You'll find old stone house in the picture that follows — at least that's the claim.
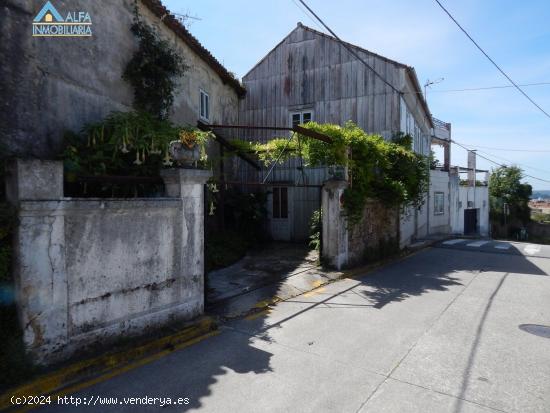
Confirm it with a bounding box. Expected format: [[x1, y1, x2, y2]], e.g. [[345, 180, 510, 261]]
[[0, 0, 245, 159], [236, 23, 438, 246], [0, 0, 245, 364]]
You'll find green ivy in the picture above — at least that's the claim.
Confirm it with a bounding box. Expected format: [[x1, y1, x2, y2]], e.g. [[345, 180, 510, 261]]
[[231, 122, 429, 223], [123, 4, 188, 119]]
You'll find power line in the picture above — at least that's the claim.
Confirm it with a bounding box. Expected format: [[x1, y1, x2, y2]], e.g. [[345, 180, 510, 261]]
[[431, 82, 550, 94], [456, 143, 550, 153], [471, 148, 550, 175], [312, 82, 550, 99], [451, 140, 550, 184], [434, 0, 550, 120], [289, 0, 325, 32], [297, 0, 401, 95]]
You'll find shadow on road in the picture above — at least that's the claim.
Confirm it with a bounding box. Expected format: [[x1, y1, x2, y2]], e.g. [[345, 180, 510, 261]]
[[42, 244, 548, 412], [357, 244, 546, 309]]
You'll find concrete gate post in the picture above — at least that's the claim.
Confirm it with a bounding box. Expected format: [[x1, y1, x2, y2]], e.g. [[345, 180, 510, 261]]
[[160, 168, 212, 310], [5, 160, 69, 358], [321, 178, 349, 270]]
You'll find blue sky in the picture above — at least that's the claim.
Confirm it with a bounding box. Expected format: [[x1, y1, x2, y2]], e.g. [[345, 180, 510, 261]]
[[164, 0, 550, 189]]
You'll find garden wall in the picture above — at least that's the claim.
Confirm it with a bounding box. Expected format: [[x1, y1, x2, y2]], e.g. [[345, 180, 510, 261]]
[[322, 179, 399, 269], [348, 200, 399, 266], [8, 160, 210, 364], [527, 222, 550, 240]]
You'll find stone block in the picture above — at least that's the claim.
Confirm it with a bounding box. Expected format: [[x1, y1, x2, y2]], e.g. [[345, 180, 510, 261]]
[[5, 159, 63, 203]]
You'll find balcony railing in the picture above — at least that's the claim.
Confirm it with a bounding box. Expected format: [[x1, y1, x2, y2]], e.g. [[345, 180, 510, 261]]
[[431, 117, 451, 141]]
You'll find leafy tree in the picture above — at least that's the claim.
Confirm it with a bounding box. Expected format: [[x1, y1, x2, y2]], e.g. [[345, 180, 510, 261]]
[[489, 166, 532, 224]]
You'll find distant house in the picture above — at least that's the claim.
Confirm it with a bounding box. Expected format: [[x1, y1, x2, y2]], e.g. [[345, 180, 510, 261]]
[[237, 23, 438, 245]]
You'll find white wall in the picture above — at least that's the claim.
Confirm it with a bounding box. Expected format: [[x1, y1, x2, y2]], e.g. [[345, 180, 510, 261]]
[[400, 207, 416, 248], [429, 170, 450, 234], [450, 185, 490, 236], [9, 161, 210, 364]]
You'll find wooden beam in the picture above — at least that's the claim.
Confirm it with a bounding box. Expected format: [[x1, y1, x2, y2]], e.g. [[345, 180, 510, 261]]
[[197, 121, 261, 170], [293, 125, 333, 143], [199, 122, 333, 144]]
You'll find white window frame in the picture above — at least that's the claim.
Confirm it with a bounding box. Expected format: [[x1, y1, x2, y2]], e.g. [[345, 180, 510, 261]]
[[434, 192, 445, 215], [199, 89, 210, 121], [290, 110, 313, 128]]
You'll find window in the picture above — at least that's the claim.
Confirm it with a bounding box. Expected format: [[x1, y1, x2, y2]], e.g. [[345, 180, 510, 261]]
[[272, 187, 288, 219], [434, 192, 445, 215], [200, 90, 209, 120], [290, 110, 313, 127], [400, 97, 407, 133]]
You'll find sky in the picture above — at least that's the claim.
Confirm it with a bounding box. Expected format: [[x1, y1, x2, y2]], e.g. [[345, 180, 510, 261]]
[[164, 0, 550, 189]]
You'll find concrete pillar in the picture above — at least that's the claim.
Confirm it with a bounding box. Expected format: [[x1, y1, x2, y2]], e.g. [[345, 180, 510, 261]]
[[161, 168, 212, 312], [321, 178, 349, 270], [5, 160, 69, 361], [5, 159, 64, 203]]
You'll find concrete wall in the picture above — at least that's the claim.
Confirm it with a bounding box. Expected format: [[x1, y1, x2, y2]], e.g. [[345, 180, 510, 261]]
[[399, 199, 428, 248], [8, 160, 210, 364], [450, 185, 490, 236], [399, 207, 416, 249], [429, 170, 450, 235], [449, 169, 461, 235], [0, 0, 239, 158]]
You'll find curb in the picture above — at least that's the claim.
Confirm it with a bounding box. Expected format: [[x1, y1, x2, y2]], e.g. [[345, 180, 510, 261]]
[[230, 241, 440, 320], [0, 238, 444, 410], [0, 317, 217, 412]]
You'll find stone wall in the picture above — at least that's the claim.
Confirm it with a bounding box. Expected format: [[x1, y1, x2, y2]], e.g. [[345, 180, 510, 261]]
[[0, 0, 239, 158], [8, 160, 210, 364], [527, 222, 550, 239], [322, 179, 398, 269], [348, 200, 399, 266]]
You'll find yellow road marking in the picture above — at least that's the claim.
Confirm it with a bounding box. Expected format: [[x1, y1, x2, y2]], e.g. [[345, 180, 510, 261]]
[[303, 287, 326, 297], [311, 280, 324, 288], [6, 330, 219, 413], [0, 318, 216, 411], [245, 308, 271, 320]]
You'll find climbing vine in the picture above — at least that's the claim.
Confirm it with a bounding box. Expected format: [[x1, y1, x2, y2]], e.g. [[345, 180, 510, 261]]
[[123, 4, 188, 119], [230, 122, 429, 223]]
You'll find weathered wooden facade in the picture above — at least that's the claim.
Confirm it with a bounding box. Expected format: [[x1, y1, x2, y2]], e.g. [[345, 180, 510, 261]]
[[236, 23, 434, 244]]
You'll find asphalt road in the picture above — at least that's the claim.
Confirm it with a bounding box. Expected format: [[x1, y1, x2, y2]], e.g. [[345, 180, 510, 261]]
[[37, 241, 550, 413]]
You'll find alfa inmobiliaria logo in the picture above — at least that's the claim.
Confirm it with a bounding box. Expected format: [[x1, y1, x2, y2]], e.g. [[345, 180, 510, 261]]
[[32, 1, 92, 37]]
